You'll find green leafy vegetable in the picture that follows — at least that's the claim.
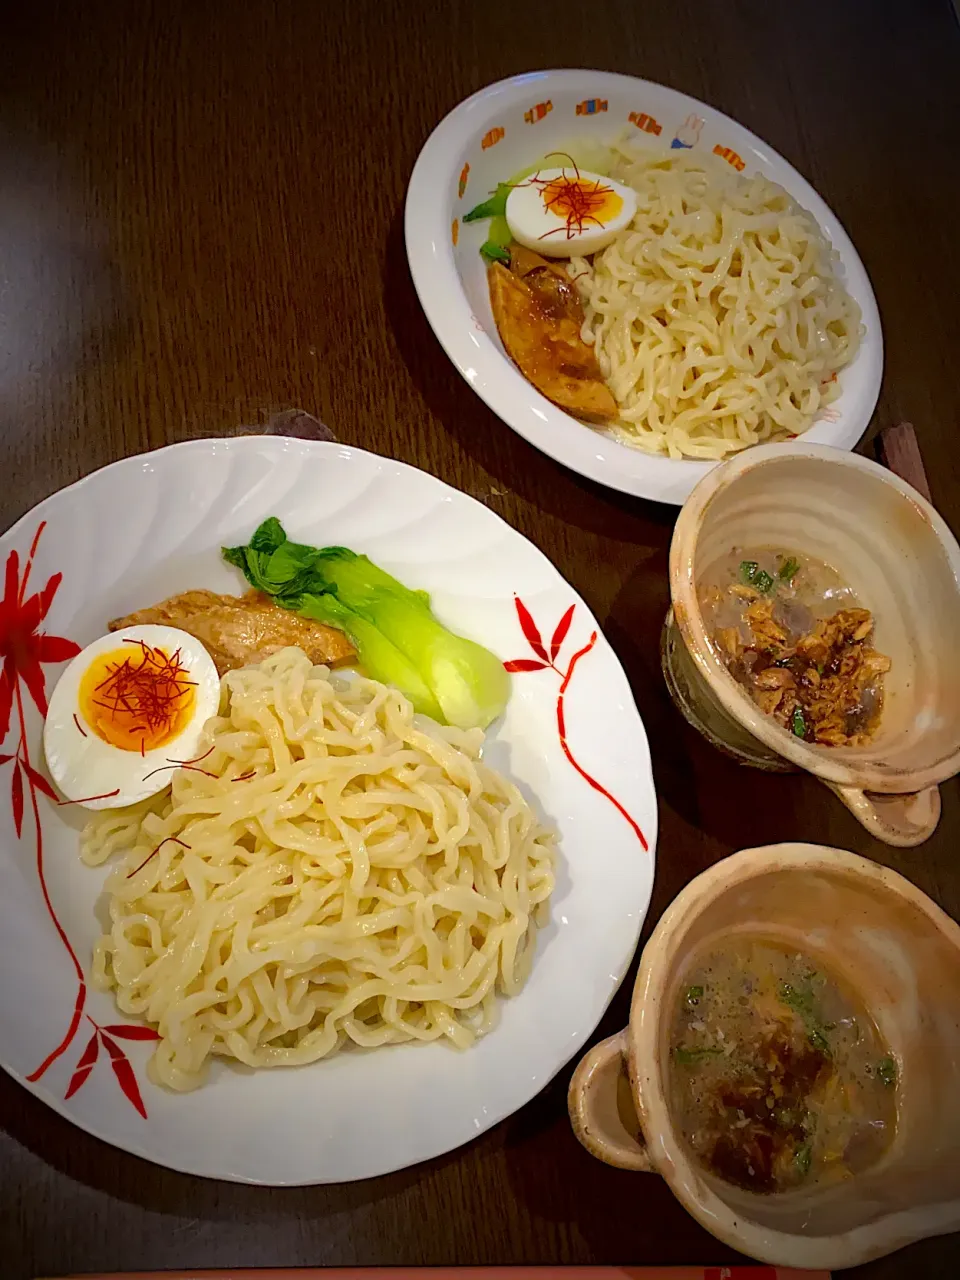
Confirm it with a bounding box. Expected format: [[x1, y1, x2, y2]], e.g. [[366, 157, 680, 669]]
[[739, 560, 774, 593], [464, 156, 560, 230], [685, 985, 704, 1007], [480, 240, 511, 266], [298, 593, 445, 724], [778, 556, 800, 583], [673, 1045, 723, 1066], [780, 982, 815, 1020], [876, 1057, 897, 1087], [223, 518, 509, 730], [780, 981, 831, 1056], [794, 1142, 812, 1178], [464, 183, 511, 222], [465, 178, 518, 269], [480, 208, 515, 264], [808, 1028, 831, 1056], [250, 516, 286, 554], [792, 706, 807, 738]]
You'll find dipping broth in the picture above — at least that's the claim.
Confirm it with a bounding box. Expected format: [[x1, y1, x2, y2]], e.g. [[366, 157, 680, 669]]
[[668, 937, 897, 1194], [700, 549, 890, 747]]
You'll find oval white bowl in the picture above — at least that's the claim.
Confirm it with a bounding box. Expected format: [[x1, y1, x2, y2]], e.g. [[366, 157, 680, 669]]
[[405, 69, 883, 505]]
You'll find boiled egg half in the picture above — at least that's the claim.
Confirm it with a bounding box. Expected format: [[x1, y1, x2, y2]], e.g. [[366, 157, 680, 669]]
[[505, 167, 637, 258], [43, 625, 221, 810]]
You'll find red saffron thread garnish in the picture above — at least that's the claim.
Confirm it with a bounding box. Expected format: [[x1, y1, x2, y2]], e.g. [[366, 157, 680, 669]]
[[56, 788, 121, 806], [140, 747, 217, 783], [86, 639, 197, 752], [140, 745, 218, 782], [232, 770, 257, 782], [140, 761, 217, 782], [72, 713, 87, 738], [139, 764, 171, 782], [166, 745, 215, 766], [127, 836, 191, 879], [515, 153, 619, 243]]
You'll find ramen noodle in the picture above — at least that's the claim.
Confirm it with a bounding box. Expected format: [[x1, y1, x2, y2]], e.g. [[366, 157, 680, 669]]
[[82, 647, 556, 1091], [570, 145, 862, 460]]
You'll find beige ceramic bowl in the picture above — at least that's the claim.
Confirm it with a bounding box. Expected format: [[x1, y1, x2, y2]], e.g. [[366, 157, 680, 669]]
[[663, 442, 960, 846], [568, 843, 960, 1270]]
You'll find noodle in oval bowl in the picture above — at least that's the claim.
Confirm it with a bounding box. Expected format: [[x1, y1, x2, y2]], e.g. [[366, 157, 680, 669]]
[[0, 436, 656, 1183], [406, 69, 882, 504]]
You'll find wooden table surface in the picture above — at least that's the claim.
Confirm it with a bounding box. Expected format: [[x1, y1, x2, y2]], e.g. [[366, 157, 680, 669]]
[[2, 1, 959, 1277]]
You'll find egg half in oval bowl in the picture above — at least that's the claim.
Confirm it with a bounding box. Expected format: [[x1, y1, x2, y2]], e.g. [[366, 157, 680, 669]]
[[505, 166, 637, 258], [43, 624, 221, 810]]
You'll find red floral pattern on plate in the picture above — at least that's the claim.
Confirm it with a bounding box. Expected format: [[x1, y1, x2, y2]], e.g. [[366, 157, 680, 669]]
[[505, 598, 648, 850], [0, 523, 158, 1116], [65, 1018, 161, 1117]]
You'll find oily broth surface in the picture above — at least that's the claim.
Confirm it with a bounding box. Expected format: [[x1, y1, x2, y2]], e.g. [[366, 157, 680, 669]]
[[668, 936, 897, 1194]]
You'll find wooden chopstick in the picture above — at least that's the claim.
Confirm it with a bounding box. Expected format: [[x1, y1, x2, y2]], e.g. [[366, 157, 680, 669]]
[[876, 422, 932, 502]]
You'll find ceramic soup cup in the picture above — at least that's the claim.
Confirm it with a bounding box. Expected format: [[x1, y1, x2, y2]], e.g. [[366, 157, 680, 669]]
[[568, 843, 960, 1270], [663, 442, 960, 846]]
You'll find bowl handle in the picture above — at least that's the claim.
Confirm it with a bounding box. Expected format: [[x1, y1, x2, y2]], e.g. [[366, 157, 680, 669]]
[[826, 782, 941, 847], [567, 1030, 653, 1172]]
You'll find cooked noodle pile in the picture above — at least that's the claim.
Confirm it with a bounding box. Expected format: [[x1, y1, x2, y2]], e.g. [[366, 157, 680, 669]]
[[570, 145, 862, 460], [82, 648, 555, 1091]]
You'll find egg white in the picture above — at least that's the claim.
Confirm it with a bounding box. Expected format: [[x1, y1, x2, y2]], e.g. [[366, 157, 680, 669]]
[[505, 168, 637, 258], [43, 624, 221, 810]]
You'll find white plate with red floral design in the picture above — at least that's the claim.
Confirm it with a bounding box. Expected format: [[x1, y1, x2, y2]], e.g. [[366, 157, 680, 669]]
[[0, 436, 656, 1184]]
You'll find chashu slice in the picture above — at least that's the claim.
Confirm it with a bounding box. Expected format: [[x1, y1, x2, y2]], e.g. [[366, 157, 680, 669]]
[[488, 258, 617, 425], [109, 589, 355, 677]]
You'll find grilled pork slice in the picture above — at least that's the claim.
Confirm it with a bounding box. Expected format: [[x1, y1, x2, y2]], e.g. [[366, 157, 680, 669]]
[[487, 257, 618, 425], [109, 589, 355, 676]]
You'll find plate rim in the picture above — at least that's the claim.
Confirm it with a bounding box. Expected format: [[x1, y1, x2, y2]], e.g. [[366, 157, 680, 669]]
[[0, 434, 659, 1184], [404, 67, 884, 506]]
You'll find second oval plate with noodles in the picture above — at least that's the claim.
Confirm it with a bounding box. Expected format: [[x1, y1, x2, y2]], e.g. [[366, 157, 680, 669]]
[[406, 70, 883, 504], [0, 436, 656, 1183]]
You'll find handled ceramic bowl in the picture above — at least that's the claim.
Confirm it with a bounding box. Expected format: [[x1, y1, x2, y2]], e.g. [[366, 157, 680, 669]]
[[568, 843, 960, 1270], [664, 443, 960, 846]]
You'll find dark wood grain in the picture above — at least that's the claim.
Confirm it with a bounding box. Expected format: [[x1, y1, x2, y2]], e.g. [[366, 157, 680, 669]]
[[2, 1, 959, 1276]]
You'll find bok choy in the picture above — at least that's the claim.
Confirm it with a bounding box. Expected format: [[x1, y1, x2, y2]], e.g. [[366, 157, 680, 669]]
[[223, 518, 509, 729]]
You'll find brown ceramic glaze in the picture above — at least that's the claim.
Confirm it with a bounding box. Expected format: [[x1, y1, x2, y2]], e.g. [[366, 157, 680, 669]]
[[666, 444, 960, 846], [569, 843, 960, 1269]]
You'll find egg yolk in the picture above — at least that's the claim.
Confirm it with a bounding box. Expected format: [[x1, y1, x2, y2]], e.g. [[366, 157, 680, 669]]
[[78, 641, 197, 753], [541, 175, 623, 233]]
